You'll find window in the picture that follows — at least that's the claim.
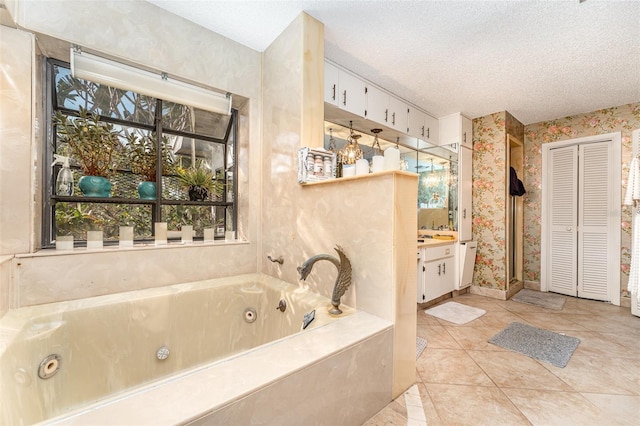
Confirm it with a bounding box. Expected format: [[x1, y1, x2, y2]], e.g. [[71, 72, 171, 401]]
[[44, 59, 237, 247]]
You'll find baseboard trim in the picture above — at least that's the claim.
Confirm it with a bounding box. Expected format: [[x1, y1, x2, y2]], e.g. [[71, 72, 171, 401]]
[[469, 285, 508, 300], [524, 280, 541, 291]]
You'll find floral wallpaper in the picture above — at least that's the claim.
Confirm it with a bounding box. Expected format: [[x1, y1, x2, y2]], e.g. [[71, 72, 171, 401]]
[[472, 103, 639, 297], [523, 102, 640, 300], [471, 111, 524, 290]]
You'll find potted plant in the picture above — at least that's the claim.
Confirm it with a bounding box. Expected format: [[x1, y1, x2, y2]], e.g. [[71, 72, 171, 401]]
[[127, 133, 175, 200], [53, 107, 122, 197], [176, 161, 223, 201]]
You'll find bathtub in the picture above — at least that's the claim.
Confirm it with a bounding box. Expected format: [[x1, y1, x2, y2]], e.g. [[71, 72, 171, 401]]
[[0, 273, 393, 425]]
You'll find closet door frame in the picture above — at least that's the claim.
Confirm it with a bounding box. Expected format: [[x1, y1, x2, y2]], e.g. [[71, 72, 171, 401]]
[[541, 132, 621, 306]]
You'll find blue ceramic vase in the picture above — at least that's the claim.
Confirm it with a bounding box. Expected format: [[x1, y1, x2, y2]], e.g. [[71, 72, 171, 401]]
[[138, 181, 156, 200], [78, 176, 112, 197]]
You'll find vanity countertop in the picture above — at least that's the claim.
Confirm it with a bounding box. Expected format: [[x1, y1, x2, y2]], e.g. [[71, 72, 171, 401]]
[[418, 239, 457, 248], [418, 230, 457, 247]]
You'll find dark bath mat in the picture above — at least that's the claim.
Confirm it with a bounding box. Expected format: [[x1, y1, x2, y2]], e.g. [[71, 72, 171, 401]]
[[488, 322, 580, 368], [511, 289, 566, 310]]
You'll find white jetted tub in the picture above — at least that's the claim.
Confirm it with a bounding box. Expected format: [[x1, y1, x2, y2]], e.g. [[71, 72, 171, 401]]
[[0, 273, 392, 425]]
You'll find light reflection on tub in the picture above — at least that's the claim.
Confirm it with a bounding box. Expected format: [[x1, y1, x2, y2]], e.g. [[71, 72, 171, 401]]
[[0, 273, 354, 424]]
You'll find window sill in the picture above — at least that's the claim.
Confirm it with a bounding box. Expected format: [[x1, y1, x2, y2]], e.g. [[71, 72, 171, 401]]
[[16, 238, 249, 259]]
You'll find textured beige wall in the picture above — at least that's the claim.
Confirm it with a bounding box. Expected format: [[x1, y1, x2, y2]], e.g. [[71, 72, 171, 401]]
[[261, 14, 417, 398], [2, 1, 261, 306], [0, 26, 33, 256]]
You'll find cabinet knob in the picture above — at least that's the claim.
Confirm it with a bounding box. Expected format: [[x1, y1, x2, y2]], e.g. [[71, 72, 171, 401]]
[[385, 109, 388, 122], [343, 90, 347, 106], [443, 262, 446, 274], [438, 264, 441, 276], [463, 131, 467, 143], [421, 125, 425, 137], [332, 84, 336, 101], [427, 127, 430, 139], [392, 112, 396, 125], [463, 208, 467, 219]]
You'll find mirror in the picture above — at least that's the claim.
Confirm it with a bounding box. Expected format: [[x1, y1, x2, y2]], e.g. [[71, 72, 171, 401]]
[[323, 122, 459, 231], [415, 145, 458, 231]]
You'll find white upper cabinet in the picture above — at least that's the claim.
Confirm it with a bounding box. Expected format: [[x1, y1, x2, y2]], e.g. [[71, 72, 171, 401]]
[[365, 84, 389, 125], [323, 62, 366, 117], [388, 96, 409, 133], [324, 61, 340, 107], [324, 60, 436, 142], [439, 112, 473, 149], [408, 107, 439, 145], [461, 115, 472, 149]]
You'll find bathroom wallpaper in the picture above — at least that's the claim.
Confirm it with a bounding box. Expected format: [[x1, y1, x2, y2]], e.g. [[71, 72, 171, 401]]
[[523, 102, 640, 299], [472, 104, 639, 297], [472, 111, 508, 290], [471, 111, 524, 291]]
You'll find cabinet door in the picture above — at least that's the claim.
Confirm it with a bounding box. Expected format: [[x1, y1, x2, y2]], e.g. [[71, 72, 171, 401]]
[[424, 259, 454, 301], [461, 116, 473, 149], [365, 85, 389, 125], [324, 62, 339, 106], [417, 259, 426, 302], [423, 260, 442, 301], [338, 71, 366, 117], [459, 146, 473, 241], [388, 96, 408, 132], [441, 258, 455, 294], [438, 113, 460, 146], [424, 114, 439, 145], [408, 107, 427, 139]]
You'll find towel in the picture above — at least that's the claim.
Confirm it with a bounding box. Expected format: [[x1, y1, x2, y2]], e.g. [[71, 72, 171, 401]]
[[625, 156, 640, 300], [509, 167, 526, 196], [624, 156, 640, 207]]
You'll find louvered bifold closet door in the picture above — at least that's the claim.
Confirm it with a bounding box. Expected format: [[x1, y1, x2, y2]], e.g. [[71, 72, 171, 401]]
[[578, 142, 611, 301], [548, 146, 578, 296]]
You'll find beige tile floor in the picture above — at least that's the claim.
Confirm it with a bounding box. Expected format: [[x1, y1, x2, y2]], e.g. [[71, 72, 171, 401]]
[[363, 293, 640, 426]]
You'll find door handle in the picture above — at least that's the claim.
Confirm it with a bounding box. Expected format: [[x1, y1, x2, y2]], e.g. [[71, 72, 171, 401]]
[[464, 131, 467, 143], [421, 125, 425, 137], [392, 112, 396, 125], [438, 264, 441, 276], [443, 262, 446, 274], [343, 90, 347, 106], [463, 208, 467, 219], [332, 84, 336, 101], [427, 127, 430, 139], [385, 109, 388, 122]]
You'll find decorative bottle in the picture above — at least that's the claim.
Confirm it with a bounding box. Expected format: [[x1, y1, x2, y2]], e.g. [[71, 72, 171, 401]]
[[52, 154, 74, 196]]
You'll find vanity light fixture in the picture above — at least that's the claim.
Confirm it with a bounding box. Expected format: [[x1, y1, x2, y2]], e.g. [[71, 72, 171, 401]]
[[371, 128, 383, 156], [328, 128, 337, 153], [70, 48, 232, 115], [424, 158, 439, 188], [339, 121, 363, 165]]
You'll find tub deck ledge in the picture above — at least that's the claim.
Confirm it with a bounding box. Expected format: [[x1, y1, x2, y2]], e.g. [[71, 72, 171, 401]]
[[43, 310, 393, 425]]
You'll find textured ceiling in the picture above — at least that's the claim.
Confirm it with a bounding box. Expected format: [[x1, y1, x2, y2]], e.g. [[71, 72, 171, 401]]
[[147, 0, 640, 124]]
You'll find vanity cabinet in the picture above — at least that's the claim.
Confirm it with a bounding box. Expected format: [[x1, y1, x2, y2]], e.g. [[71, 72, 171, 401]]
[[408, 107, 439, 145], [323, 61, 366, 117], [439, 112, 472, 149], [417, 243, 456, 303]]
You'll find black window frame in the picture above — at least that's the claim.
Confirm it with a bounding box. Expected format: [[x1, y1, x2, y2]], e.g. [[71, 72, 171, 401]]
[[43, 58, 238, 248]]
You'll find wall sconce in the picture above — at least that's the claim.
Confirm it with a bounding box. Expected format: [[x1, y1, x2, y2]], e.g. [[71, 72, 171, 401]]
[[70, 48, 232, 115]]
